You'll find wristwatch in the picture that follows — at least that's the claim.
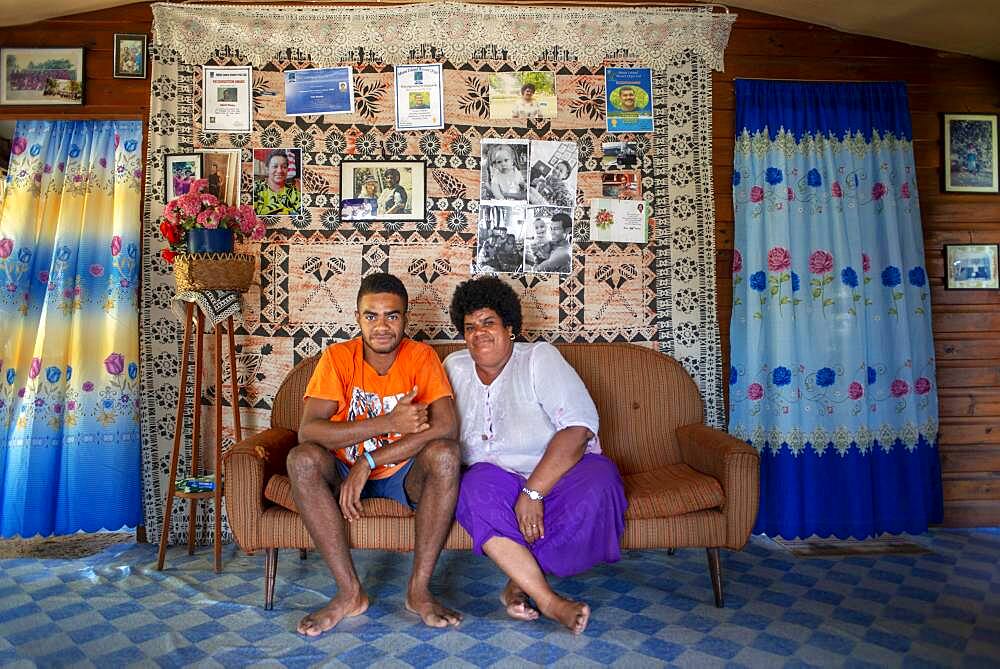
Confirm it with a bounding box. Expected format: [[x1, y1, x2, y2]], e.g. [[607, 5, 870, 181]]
[[520, 486, 544, 501]]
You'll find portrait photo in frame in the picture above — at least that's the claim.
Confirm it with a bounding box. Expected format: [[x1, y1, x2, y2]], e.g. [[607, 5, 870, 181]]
[[1, 47, 84, 105], [340, 160, 426, 222], [942, 113, 999, 194], [944, 243, 999, 290], [197, 149, 241, 206], [113, 33, 147, 79], [164, 153, 203, 202]]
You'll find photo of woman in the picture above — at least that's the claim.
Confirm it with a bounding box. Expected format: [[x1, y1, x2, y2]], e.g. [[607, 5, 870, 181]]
[[252, 148, 303, 216]]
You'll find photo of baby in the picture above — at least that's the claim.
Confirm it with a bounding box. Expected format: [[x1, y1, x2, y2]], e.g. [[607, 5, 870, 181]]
[[523, 207, 574, 274], [488, 72, 557, 120], [481, 140, 529, 202], [527, 140, 578, 208]]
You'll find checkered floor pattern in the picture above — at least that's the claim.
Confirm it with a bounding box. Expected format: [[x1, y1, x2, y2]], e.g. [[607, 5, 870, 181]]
[[1, 529, 997, 668]]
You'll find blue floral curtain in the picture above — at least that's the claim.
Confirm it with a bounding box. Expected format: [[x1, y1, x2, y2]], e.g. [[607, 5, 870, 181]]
[[729, 81, 942, 539], [0, 120, 143, 537]]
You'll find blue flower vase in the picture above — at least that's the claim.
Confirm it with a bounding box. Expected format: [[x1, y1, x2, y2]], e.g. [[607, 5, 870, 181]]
[[187, 228, 233, 254]]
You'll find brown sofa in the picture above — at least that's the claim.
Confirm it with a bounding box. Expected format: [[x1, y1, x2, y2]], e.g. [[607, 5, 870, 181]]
[[224, 342, 760, 610]]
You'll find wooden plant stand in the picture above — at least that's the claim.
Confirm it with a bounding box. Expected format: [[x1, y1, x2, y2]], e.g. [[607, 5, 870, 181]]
[[156, 301, 242, 573]]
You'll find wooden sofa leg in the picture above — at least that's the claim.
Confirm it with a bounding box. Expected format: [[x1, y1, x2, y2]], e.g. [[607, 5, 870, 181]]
[[300, 548, 307, 560], [264, 548, 278, 610], [706, 547, 724, 608]]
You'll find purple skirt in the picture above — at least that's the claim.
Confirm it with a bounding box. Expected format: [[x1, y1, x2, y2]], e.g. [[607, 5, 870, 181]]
[[456, 453, 627, 578]]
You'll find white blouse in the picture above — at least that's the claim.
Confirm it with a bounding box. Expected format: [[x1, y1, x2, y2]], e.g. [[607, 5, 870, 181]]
[[443, 342, 601, 477]]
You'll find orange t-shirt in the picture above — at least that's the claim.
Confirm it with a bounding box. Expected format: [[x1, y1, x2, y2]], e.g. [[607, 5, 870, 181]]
[[303, 337, 453, 479]]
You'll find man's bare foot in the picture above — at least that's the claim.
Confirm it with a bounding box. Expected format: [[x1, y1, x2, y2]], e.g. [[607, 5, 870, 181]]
[[500, 580, 539, 621], [405, 589, 462, 628], [539, 595, 590, 635], [297, 590, 369, 636]]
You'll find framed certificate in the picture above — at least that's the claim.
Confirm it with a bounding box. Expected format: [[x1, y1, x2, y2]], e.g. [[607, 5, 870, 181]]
[[605, 67, 654, 134], [393, 63, 444, 131], [203, 66, 252, 133], [285, 67, 353, 116]]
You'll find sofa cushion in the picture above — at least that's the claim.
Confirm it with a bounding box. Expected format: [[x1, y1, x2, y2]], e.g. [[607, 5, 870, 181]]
[[623, 464, 725, 519], [263, 474, 415, 518]]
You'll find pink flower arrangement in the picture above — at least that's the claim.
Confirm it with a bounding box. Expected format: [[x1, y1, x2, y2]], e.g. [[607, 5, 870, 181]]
[[747, 383, 764, 400], [914, 377, 931, 395], [767, 246, 792, 272], [750, 186, 764, 203], [890, 379, 910, 398], [158, 179, 264, 264], [848, 381, 864, 400], [808, 249, 834, 274], [732, 249, 743, 273]]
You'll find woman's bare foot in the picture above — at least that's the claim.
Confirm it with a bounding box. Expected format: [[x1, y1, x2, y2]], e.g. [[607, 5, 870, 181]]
[[539, 595, 590, 635], [405, 589, 462, 628], [500, 580, 539, 621], [297, 590, 369, 636]]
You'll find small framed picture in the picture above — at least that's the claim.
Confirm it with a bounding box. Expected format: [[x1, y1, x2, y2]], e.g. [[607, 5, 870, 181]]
[[113, 33, 147, 79], [339, 160, 426, 222], [944, 244, 999, 290], [942, 113, 998, 193], [1, 47, 84, 105], [164, 153, 203, 202]]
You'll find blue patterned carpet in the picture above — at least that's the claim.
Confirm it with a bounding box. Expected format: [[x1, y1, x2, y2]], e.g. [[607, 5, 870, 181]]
[[1, 529, 998, 668]]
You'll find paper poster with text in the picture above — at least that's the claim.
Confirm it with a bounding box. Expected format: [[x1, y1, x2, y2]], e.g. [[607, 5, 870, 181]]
[[605, 67, 654, 133]]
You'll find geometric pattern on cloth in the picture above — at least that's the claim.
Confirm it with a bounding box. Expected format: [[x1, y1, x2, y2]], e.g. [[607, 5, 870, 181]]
[[170, 290, 243, 332], [622, 464, 725, 520], [1, 529, 997, 667], [139, 40, 723, 544]]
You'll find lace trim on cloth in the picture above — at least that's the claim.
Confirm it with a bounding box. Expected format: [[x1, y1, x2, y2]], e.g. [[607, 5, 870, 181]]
[[731, 421, 940, 457], [151, 1, 737, 71]]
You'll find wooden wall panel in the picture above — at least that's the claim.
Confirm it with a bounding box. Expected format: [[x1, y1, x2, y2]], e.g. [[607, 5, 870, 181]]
[[0, 2, 997, 527]]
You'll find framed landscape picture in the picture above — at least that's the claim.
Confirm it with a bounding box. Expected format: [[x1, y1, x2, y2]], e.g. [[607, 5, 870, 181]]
[[339, 160, 426, 222], [944, 243, 999, 290], [113, 33, 147, 79], [1, 47, 84, 105], [942, 113, 999, 193]]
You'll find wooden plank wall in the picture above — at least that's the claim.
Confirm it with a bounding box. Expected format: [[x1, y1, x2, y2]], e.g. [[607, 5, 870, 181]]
[[1, 2, 998, 527]]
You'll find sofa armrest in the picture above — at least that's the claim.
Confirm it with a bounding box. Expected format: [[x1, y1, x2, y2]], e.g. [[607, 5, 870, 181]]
[[223, 427, 298, 551], [676, 423, 760, 549]]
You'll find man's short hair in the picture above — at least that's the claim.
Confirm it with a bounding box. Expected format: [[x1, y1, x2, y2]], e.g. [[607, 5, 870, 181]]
[[357, 272, 408, 310], [384, 168, 400, 181], [551, 212, 573, 232]]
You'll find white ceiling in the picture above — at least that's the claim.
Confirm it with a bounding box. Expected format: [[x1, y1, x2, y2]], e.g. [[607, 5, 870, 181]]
[[0, 1, 998, 62]]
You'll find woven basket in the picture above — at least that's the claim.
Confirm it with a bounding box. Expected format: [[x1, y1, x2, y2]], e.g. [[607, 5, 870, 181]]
[[173, 253, 256, 293]]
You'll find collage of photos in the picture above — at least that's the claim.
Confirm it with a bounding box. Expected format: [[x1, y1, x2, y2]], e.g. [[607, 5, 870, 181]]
[[478, 139, 577, 274]]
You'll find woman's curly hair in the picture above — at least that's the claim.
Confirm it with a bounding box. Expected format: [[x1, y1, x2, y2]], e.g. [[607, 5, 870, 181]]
[[449, 276, 522, 335]]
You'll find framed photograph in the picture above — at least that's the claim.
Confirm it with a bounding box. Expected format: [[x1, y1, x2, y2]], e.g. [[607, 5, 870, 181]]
[[339, 160, 426, 222], [252, 148, 303, 216], [943, 113, 998, 193], [1, 47, 84, 105], [113, 33, 147, 79], [944, 244, 999, 290], [197, 149, 241, 206], [164, 153, 202, 202]]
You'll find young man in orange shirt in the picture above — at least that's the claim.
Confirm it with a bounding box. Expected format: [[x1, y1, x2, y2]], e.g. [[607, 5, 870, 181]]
[[288, 273, 462, 635]]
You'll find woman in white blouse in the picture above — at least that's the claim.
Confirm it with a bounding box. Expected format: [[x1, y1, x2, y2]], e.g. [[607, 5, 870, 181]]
[[444, 277, 627, 635]]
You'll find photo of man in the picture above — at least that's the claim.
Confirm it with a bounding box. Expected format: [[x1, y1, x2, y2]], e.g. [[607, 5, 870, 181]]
[[253, 148, 303, 216], [199, 149, 240, 206], [527, 140, 578, 208], [476, 204, 527, 273], [605, 67, 654, 133]]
